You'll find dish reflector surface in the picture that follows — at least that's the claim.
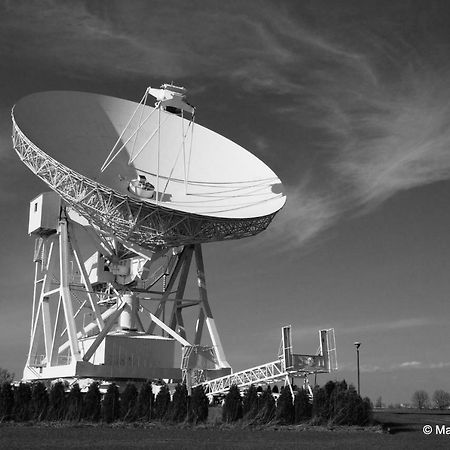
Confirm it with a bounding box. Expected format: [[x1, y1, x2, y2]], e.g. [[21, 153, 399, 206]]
[[13, 91, 285, 219]]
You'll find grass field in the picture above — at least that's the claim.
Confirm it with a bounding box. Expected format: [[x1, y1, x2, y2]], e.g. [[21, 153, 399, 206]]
[[1, 410, 449, 449]]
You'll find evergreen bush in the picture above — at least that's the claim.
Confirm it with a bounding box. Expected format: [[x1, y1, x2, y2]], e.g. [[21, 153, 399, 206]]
[[82, 382, 101, 422], [222, 384, 243, 423], [137, 381, 154, 421], [30, 382, 49, 421], [0, 382, 14, 421], [65, 383, 83, 421], [188, 385, 209, 423], [102, 383, 120, 423], [169, 383, 188, 422], [311, 380, 373, 426], [121, 383, 138, 421], [294, 388, 312, 423], [48, 381, 66, 421], [311, 385, 328, 424], [254, 386, 275, 424], [154, 384, 171, 421], [13, 382, 32, 422], [242, 384, 259, 420], [275, 386, 294, 424]]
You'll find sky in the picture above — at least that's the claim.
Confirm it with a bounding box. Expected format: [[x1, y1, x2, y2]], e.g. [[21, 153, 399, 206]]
[[0, 0, 450, 405]]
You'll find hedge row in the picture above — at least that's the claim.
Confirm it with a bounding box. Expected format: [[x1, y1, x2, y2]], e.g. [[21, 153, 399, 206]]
[[222, 380, 373, 426], [0, 379, 372, 426], [0, 381, 208, 424]]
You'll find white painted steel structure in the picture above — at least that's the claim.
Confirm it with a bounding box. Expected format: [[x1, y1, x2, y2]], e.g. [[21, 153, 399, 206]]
[[12, 88, 286, 250], [13, 85, 285, 382], [194, 327, 337, 399]]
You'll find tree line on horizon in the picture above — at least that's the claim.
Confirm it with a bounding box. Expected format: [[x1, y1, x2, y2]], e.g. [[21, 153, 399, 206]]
[[0, 378, 372, 426], [375, 389, 450, 410]]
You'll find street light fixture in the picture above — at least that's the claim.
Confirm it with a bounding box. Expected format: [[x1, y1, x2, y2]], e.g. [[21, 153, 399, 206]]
[[354, 342, 361, 396]]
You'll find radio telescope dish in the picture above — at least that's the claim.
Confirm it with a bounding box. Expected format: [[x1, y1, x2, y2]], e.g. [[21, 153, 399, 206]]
[[12, 88, 286, 251]]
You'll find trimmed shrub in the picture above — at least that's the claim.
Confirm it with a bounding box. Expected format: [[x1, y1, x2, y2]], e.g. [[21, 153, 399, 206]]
[[48, 381, 66, 421], [294, 388, 312, 423], [102, 383, 120, 423], [311, 385, 328, 424], [222, 385, 243, 423], [121, 383, 138, 421], [254, 386, 275, 424], [0, 382, 14, 421], [137, 381, 154, 421], [169, 383, 188, 422], [188, 385, 209, 423], [13, 383, 32, 422], [82, 382, 101, 422], [311, 380, 373, 426], [154, 384, 171, 421], [65, 383, 83, 421], [242, 384, 259, 420], [275, 386, 294, 424], [30, 382, 49, 421]]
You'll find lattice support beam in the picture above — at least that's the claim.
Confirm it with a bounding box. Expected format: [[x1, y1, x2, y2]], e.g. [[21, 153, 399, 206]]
[[12, 115, 277, 252]]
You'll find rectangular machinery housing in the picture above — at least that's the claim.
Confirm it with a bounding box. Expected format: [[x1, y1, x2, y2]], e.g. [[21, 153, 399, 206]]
[[79, 333, 177, 377], [28, 191, 60, 235]]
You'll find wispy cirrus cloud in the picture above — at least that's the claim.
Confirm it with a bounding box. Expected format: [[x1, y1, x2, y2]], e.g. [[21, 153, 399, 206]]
[[356, 360, 450, 373], [3, 1, 450, 249], [267, 182, 339, 251], [291, 317, 440, 342]]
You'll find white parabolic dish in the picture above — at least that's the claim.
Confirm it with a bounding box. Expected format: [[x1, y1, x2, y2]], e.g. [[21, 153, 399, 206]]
[[12, 90, 286, 250]]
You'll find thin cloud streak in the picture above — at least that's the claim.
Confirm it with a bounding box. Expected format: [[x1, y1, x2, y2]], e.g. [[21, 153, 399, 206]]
[[291, 317, 439, 342], [2, 2, 450, 250], [267, 182, 339, 252], [339, 360, 450, 374]]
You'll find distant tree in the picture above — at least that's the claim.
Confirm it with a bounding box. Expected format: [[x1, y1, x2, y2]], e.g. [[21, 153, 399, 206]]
[[82, 382, 101, 422], [432, 390, 450, 410], [188, 385, 209, 424], [0, 368, 14, 384], [154, 384, 171, 421], [242, 384, 259, 420], [30, 382, 49, 421], [412, 390, 429, 409], [272, 385, 279, 394], [13, 383, 32, 422], [65, 383, 83, 421], [254, 386, 275, 424], [375, 396, 383, 408], [294, 389, 312, 423], [48, 381, 66, 420], [222, 385, 243, 423], [121, 383, 138, 421], [137, 381, 154, 421], [0, 382, 14, 421], [275, 386, 294, 424], [102, 383, 120, 423]]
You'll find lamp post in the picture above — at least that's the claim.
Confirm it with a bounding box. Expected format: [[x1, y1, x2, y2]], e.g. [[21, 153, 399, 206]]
[[354, 342, 361, 396]]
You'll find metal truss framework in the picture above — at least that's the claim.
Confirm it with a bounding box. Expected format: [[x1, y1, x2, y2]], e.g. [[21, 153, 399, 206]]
[[195, 327, 337, 399], [12, 116, 276, 253], [24, 206, 231, 381]]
